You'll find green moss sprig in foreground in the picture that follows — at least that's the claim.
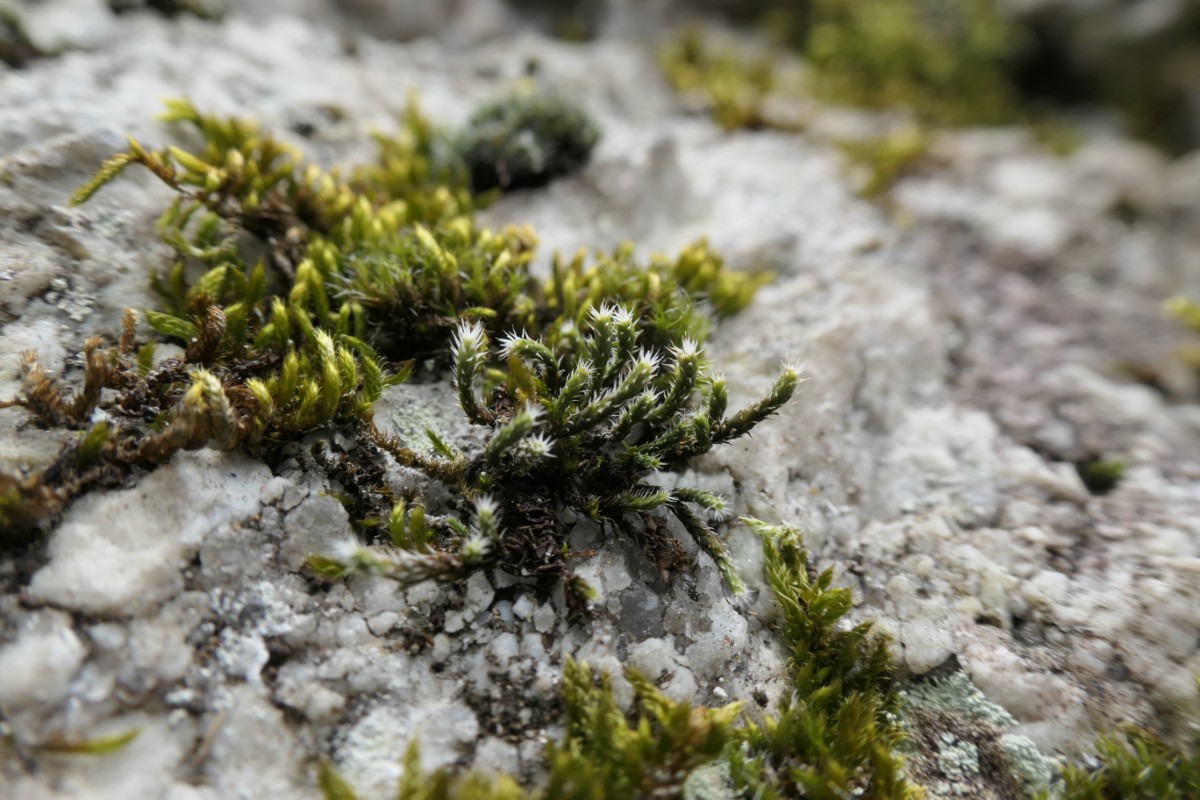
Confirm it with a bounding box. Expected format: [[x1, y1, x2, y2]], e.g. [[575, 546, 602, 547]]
[[320, 519, 917, 800], [1043, 709, 1200, 799]]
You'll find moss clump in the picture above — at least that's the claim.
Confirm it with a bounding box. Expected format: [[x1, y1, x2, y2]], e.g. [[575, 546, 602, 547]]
[[320, 520, 916, 799], [458, 92, 600, 192], [803, 0, 1021, 126], [3, 97, 764, 553], [659, 28, 780, 132], [70, 99, 745, 362], [108, 0, 226, 20], [312, 311, 799, 604], [836, 123, 931, 198], [1075, 457, 1125, 496], [661, 0, 1023, 132], [1044, 720, 1200, 799], [0, 7, 48, 68], [727, 518, 914, 800]]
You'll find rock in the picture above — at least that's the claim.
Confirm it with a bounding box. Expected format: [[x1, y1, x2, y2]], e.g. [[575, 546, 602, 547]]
[[1, 3, 1199, 798], [28, 450, 271, 615], [0, 610, 85, 710]]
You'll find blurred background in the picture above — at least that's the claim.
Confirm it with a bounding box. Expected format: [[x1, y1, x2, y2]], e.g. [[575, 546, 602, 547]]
[[4, 0, 1199, 153]]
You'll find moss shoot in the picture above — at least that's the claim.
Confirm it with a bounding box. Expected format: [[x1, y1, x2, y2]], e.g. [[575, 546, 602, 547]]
[[319, 520, 918, 800]]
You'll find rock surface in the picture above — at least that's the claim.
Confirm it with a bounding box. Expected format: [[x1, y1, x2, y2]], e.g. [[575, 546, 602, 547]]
[[1, 2, 1198, 798]]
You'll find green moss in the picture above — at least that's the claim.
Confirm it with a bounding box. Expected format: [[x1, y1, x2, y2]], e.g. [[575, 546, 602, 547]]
[[1076, 458, 1126, 496], [659, 28, 781, 132], [662, 1, 1023, 132], [319, 520, 916, 800], [803, 0, 1021, 126], [836, 123, 930, 198], [3, 97, 766, 550], [458, 92, 600, 192], [0, 6, 47, 68], [666, 2, 1193, 155], [729, 517, 915, 800], [318, 311, 799, 601], [1043, 721, 1200, 800]]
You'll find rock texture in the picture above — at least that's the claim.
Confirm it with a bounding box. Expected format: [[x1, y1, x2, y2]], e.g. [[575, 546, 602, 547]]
[[1, 1, 1198, 798]]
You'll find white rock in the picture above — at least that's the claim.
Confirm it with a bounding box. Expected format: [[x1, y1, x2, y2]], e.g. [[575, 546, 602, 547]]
[[29, 451, 270, 615], [0, 611, 86, 709]]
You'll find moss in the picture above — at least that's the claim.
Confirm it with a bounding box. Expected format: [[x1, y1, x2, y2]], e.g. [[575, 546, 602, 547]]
[[836, 123, 931, 198], [662, 1, 1022, 132], [1042, 718, 1200, 799], [3, 97, 766, 552], [108, 0, 226, 20], [317, 313, 799, 602], [319, 520, 917, 799], [458, 92, 600, 192], [1075, 458, 1125, 496], [728, 517, 915, 799], [802, 0, 1021, 126], [0, 6, 49, 68], [659, 28, 781, 132]]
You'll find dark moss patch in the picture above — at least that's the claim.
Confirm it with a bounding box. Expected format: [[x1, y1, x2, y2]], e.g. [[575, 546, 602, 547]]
[[0, 8, 48, 68], [108, 0, 226, 21], [458, 93, 600, 192], [1075, 457, 1126, 496]]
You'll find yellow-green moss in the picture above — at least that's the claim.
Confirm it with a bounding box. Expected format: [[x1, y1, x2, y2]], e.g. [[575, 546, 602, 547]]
[[804, 0, 1021, 126], [836, 123, 931, 198], [319, 520, 917, 800], [659, 28, 782, 132]]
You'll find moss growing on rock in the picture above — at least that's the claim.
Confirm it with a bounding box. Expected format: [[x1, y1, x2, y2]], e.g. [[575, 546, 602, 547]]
[[1, 97, 768, 561], [319, 520, 918, 799], [1044, 716, 1200, 799], [661, 0, 1022, 132], [313, 312, 799, 604], [803, 0, 1021, 126], [458, 92, 600, 192], [659, 28, 780, 132]]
